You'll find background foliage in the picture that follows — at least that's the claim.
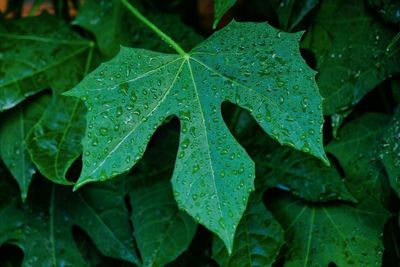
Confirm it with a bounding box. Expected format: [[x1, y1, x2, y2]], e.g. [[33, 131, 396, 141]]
[[0, 0, 399, 266]]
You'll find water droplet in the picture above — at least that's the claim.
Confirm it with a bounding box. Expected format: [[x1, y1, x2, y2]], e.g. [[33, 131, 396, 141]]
[[99, 127, 108, 136]]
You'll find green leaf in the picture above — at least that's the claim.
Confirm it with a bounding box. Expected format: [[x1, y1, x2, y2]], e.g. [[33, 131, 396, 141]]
[[0, 13, 93, 185], [269, 193, 389, 267], [0, 176, 140, 266], [67, 20, 327, 251], [129, 172, 197, 266], [252, 137, 355, 203], [236, 120, 354, 203], [127, 126, 197, 266], [0, 13, 91, 112], [380, 109, 400, 197], [74, 0, 203, 57], [213, 0, 236, 28], [0, 94, 50, 200], [301, 0, 400, 115], [212, 116, 351, 265], [25, 45, 90, 185], [26, 95, 87, 185], [212, 194, 284, 267], [326, 113, 392, 203], [271, 0, 319, 31], [73, 0, 123, 56]]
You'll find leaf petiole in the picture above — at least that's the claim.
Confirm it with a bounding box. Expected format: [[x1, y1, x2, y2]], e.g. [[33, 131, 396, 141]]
[[121, 0, 187, 56]]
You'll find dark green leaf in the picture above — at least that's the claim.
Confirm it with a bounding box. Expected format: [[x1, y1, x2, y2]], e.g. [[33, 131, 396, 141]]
[[254, 142, 355, 203], [380, 109, 400, 197], [73, 0, 123, 56], [126, 126, 197, 266], [0, 94, 50, 200], [213, 0, 236, 28], [212, 194, 284, 267], [74, 0, 203, 57], [129, 172, 197, 266], [326, 114, 392, 205], [0, 13, 91, 112], [0, 176, 140, 266], [269, 193, 389, 267], [26, 95, 86, 185], [367, 0, 400, 24], [301, 0, 400, 115], [271, 0, 318, 31], [67, 21, 327, 251]]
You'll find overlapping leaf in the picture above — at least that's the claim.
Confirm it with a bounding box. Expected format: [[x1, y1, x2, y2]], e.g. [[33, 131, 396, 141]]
[[129, 171, 197, 266], [0, 13, 91, 112], [250, 133, 355, 202], [230, 112, 354, 202], [0, 173, 139, 266], [269, 193, 389, 267], [67, 20, 327, 251], [213, 0, 236, 28], [0, 13, 92, 186], [271, 0, 318, 31], [380, 109, 400, 197], [74, 0, 203, 57], [26, 95, 87, 185], [326, 113, 392, 203], [301, 0, 400, 115], [127, 127, 197, 266], [212, 193, 284, 267], [0, 94, 50, 200]]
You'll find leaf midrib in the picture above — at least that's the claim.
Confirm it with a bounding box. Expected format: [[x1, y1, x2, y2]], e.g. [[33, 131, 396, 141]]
[[77, 193, 140, 265]]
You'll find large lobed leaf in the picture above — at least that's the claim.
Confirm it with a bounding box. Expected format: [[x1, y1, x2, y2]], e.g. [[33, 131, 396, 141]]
[[67, 21, 327, 251]]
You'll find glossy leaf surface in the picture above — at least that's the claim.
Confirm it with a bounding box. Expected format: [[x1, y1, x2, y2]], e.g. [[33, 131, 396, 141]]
[[67, 21, 327, 251], [326, 114, 392, 203], [0, 13, 91, 112], [26, 95, 87, 185], [269, 193, 389, 267], [301, 0, 400, 115]]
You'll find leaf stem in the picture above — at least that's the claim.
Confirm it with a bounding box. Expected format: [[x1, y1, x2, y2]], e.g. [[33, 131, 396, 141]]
[[121, 0, 187, 56]]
